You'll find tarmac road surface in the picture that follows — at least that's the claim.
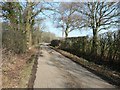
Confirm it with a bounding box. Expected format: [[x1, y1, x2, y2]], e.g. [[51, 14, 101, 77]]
[[34, 45, 115, 88]]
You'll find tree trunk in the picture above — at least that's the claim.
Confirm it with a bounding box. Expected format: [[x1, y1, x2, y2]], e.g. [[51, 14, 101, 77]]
[[92, 28, 98, 55], [65, 28, 69, 38], [26, 23, 32, 49], [62, 29, 64, 38], [83, 37, 87, 53], [65, 31, 68, 38], [26, 4, 32, 50]]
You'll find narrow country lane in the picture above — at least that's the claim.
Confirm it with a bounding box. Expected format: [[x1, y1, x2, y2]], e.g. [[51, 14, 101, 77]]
[[34, 45, 115, 88]]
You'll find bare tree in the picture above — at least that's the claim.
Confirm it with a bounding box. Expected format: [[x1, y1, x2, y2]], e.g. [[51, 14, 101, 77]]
[[20, 1, 56, 49], [1, 1, 57, 51], [76, 2, 120, 55], [56, 2, 82, 38]]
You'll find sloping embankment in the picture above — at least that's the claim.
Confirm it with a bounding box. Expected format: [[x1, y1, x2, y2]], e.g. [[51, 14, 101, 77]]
[[2, 48, 39, 88]]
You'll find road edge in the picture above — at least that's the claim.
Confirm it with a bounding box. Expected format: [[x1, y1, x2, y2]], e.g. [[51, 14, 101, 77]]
[[50, 46, 120, 88], [27, 50, 39, 88]]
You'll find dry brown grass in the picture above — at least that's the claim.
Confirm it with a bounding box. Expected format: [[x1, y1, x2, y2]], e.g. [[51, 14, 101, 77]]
[[2, 48, 38, 88]]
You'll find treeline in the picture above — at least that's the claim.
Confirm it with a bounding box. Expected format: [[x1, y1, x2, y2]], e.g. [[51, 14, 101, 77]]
[[2, 22, 56, 53], [1, 2, 56, 53], [55, 2, 120, 58], [58, 30, 120, 72], [50, 2, 120, 72]]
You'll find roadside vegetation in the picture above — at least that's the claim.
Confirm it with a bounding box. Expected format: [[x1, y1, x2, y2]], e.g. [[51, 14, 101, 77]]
[[1, 1, 120, 88], [51, 2, 120, 73], [50, 2, 120, 86], [59, 30, 120, 72], [2, 48, 38, 88], [1, 2, 56, 88]]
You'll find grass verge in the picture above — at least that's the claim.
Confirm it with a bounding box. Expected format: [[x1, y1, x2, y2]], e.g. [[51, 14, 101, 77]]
[[2, 48, 39, 88]]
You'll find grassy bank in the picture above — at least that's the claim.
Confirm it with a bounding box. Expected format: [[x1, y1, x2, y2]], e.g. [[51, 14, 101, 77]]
[[2, 47, 39, 88]]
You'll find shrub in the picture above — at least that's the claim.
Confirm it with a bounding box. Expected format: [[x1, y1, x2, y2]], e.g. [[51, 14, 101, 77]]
[[2, 30, 27, 54], [50, 40, 60, 47]]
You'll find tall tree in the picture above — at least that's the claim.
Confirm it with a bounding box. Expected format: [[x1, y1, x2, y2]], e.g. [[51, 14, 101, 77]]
[[76, 2, 120, 55], [1, 1, 50, 50], [56, 2, 82, 38], [2, 2, 23, 31], [22, 1, 55, 49]]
